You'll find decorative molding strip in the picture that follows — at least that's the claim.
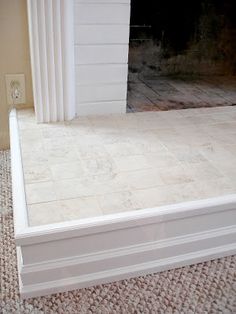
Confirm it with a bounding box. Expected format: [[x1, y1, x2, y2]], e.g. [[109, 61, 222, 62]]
[[9, 110, 28, 233], [15, 193, 236, 246], [20, 243, 236, 298], [21, 225, 236, 275], [27, 0, 75, 122]]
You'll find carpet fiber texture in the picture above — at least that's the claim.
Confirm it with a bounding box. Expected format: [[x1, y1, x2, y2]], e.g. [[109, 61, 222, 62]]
[[0, 150, 236, 313]]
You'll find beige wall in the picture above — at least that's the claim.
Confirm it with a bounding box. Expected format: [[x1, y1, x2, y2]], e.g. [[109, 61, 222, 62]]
[[0, 0, 33, 150]]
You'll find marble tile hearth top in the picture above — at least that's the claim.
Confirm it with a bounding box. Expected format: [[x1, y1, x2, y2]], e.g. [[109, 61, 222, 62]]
[[17, 106, 236, 226]]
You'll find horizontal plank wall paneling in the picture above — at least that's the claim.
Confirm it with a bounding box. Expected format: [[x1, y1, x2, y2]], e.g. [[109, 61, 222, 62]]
[[75, 3, 130, 24], [76, 65, 128, 85], [75, 45, 129, 65], [75, 25, 130, 45], [74, 0, 131, 115], [75, 0, 130, 3], [76, 84, 127, 103], [73, 101, 126, 116]]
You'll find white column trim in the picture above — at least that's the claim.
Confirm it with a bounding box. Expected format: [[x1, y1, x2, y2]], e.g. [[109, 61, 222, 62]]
[[27, 0, 76, 122]]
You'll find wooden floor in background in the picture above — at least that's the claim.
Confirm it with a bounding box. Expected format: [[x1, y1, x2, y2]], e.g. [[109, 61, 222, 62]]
[[127, 75, 236, 112]]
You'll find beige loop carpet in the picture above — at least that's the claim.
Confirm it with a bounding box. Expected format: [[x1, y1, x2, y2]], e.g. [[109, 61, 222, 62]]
[[0, 150, 236, 314]]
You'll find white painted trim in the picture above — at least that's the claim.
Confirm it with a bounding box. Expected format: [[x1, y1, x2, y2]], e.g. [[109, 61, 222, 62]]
[[21, 225, 236, 274], [15, 194, 236, 246], [61, 0, 76, 120], [20, 243, 236, 298], [9, 109, 28, 233], [27, 0, 76, 122]]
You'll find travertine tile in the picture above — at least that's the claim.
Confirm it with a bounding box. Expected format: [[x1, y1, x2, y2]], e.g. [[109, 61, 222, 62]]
[[42, 126, 71, 139], [208, 158, 236, 183], [203, 122, 236, 136], [25, 181, 56, 204], [222, 144, 236, 157], [113, 155, 149, 172], [181, 161, 223, 181], [17, 106, 236, 227], [67, 124, 93, 137], [20, 129, 44, 153], [211, 133, 236, 146], [60, 197, 102, 219], [99, 191, 142, 214], [20, 141, 44, 154], [23, 164, 52, 183], [18, 119, 40, 130], [132, 183, 197, 208], [43, 136, 77, 150], [53, 179, 87, 199], [117, 168, 164, 190], [21, 149, 49, 165], [105, 142, 142, 157], [45, 146, 79, 164], [144, 152, 179, 169], [159, 165, 193, 185], [178, 108, 201, 117], [50, 162, 84, 180], [105, 139, 167, 157], [81, 157, 114, 176], [199, 141, 235, 164], [77, 144, 108, 160], [165, 117, 193, 128], [173, 150, 208, 164], [186, 115, 218, 125], [88, 115, 119, 129], [20, 129, 43, 142], [28, 197, 102, 226], [54, 175, 129, 200], [191, 177, 235, 199]]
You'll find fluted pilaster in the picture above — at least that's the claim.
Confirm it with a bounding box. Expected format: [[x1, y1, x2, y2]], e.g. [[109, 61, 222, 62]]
[[27, 0, 75, 122]]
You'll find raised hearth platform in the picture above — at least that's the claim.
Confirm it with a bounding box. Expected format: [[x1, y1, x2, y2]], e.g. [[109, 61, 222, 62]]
[[10, 108, 236, 298]]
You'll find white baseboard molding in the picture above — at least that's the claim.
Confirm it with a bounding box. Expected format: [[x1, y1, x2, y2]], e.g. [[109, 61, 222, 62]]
[[10, 109, 236, 299], [76, 100, 126, 116]]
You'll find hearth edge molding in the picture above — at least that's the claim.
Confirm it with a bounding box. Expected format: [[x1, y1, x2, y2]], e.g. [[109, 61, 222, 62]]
[[19, 242, 236, 298], [20, 225, 236, 274], [10, 109, 236, 299]]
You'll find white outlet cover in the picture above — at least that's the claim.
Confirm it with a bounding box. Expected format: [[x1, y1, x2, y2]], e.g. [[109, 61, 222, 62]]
[[5, 74, 26, 105]]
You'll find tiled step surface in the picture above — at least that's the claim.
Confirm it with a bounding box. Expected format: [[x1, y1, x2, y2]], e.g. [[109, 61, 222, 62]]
[[17, 106, 236, 226]]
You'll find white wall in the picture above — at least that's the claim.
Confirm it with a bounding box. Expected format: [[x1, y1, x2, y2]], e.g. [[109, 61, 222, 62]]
[[74, 0, 130, 116]]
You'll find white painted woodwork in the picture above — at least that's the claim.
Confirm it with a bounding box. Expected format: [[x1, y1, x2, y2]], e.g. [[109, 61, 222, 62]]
[[9, 110, 28, 233], [74, 3, 130, 24], [74, 25, 130, 45], [76, 65, 128, 85], [9, 111, 236, 298], [74, 0, 131, 115], [62, 101, 126, 116], [75, 45, 129, 65], [76, 84, 127, 103], [27, 0, 76, 122], [75, 0, 130, 3], [27, 0, 130, 120]]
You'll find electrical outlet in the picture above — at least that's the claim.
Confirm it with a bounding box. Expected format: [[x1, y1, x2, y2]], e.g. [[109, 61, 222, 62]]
[[5, 74, 26, 106]]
